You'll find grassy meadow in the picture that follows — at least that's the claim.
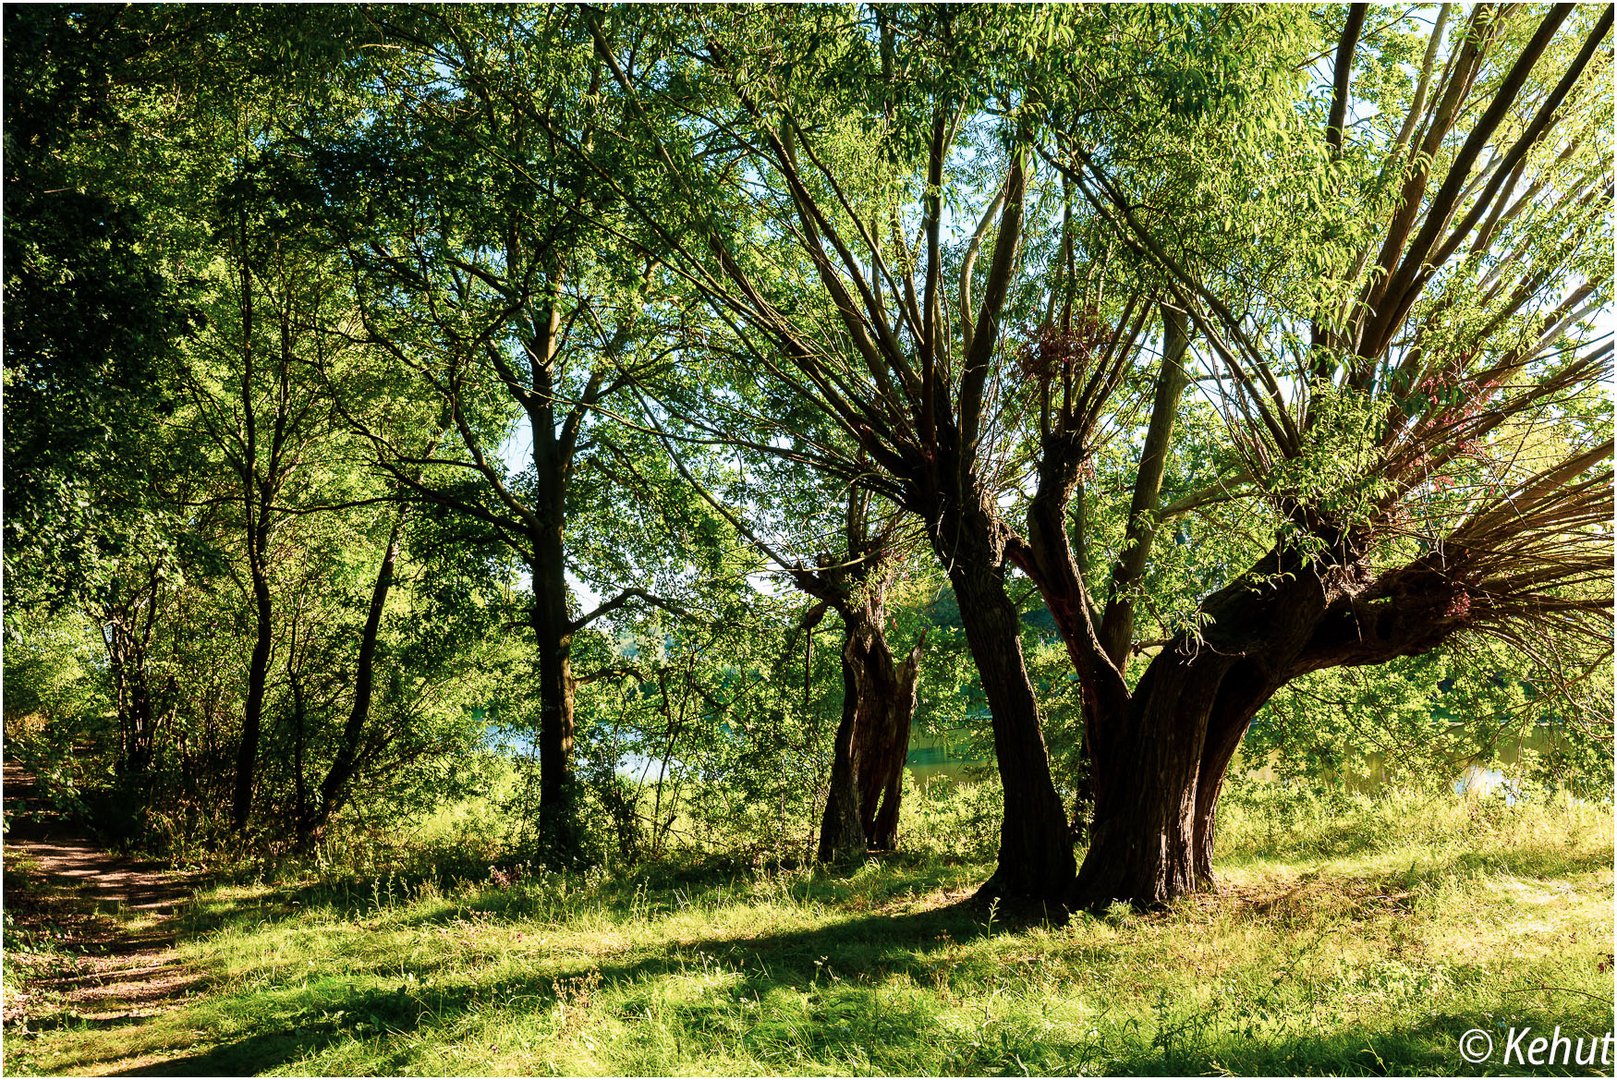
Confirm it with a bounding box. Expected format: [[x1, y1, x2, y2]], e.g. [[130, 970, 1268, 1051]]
[[4, 783, 1614, 1077]]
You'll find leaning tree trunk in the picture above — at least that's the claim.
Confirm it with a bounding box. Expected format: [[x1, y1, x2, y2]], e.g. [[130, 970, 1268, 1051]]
[[817, 599, 924, 864], [933, 498, 1076, 904], [816, 651, 867, 866], [300, 511, 407, 848]]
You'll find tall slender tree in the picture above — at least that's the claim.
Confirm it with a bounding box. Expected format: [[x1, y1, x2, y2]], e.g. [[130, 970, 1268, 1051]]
[[325, 6, 682, 863]]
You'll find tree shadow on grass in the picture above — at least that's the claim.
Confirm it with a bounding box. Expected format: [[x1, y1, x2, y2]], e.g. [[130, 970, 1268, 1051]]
[[94, 899, 1016, 1075], [89, 841, 1613, 1075], [74, 876, 1616, 1077], [110, 1028, 344, 1077], [92, 1001, 1616, 1078], [174, 851, 987, 939], [127, 900, 1612, 1077]]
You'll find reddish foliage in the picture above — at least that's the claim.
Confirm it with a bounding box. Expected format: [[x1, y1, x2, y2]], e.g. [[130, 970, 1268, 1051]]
[[1018, 312, 1108, 383], [1443, 588, 1472, 620]]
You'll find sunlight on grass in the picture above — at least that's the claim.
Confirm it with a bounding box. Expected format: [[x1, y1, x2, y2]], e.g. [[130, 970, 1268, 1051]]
[[6, 789, 1613, 1077]]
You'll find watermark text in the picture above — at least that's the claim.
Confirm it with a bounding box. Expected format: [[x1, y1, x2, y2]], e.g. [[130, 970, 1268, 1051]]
[[1459, 1026, 1616, 1067]]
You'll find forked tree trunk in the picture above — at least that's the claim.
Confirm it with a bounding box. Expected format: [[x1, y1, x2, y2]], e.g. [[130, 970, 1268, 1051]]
[[1071, 653, 1272, 908], [1070, 654, 1237, 907], [1191, 696, 1260, 886], [817, 600, 923, 864], [1070, 562, 1330, 908]]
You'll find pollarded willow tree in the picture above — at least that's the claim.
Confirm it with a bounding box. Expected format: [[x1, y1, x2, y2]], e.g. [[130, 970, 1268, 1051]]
[[590, 3, 1610, 906], [792, 492, 927, 865], [1032, 2, 1613, 904], [645, 418, 929, 865], [585, 4, 1109, 900], [584, 3, 1324, 903]]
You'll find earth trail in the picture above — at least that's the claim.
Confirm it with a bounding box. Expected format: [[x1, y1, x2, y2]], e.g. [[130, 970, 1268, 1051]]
[[3, 762, 202, 1035]]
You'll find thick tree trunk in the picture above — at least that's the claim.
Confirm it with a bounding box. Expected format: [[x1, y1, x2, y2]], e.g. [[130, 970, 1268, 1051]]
[[934, 498, 1075, 904], [817, 601, 923, 864], [1071, 558, 1332, 908], [1070, 653, 1235, 908], [533, 521, 580, 867], [1189, 666, 1273, 886], [1071, 653, 1270, 908], [816, 657, 866, 865]]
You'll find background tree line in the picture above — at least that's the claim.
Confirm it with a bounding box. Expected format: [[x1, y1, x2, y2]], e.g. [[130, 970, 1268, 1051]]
[[4, 3, 1610, 909]]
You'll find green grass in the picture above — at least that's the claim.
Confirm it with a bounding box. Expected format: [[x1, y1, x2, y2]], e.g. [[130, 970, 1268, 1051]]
[[5, 787, 1613, 1076]]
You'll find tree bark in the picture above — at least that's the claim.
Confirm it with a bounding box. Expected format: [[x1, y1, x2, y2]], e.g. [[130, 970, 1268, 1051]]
[[1070, 645, 1278, 909], [816, 598, 923, 864], [853, 621, 923, 850], [1070, 652, 1236, 907], [533, 519, 580, 866], [816, 653, 867, 865], [233, 552, 272, 832], [934, 496, 1075, 904], [300, 510, 407, 847], [1070, 555, 1333, 908]]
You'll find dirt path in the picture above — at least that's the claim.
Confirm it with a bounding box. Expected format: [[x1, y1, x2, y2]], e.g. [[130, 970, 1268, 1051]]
[[2, 763, 202, 1033]]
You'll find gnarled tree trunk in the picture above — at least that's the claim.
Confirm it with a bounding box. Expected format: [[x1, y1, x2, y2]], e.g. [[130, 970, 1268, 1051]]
[[816, 657, 866, 866], [817, 596, 923, 864], [1070, 556, 1343, 908], [852, 619, 923, 850], [1070, 652, 1247, 907]]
